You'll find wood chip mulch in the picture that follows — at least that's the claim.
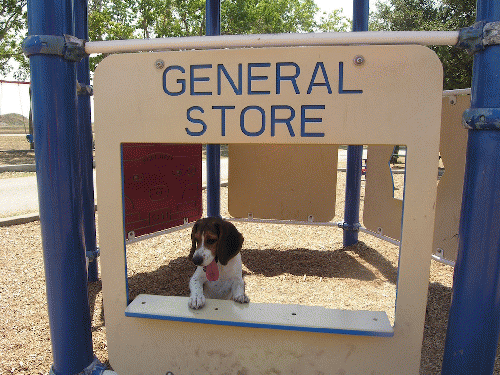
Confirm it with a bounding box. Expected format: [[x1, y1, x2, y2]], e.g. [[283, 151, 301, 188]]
[[2, 173, 500, 374]]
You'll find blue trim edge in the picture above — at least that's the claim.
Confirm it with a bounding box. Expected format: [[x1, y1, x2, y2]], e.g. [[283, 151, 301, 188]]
[[124, 311, 394, 338]]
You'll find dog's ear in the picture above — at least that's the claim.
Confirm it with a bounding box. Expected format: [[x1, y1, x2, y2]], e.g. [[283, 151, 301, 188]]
[[215, 220, 244, 266], [189, 219, 201, 260]]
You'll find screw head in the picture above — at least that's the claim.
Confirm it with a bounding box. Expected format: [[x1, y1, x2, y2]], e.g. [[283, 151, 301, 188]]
[[155, 59, 165, 69], [353, 55, 365, 66]]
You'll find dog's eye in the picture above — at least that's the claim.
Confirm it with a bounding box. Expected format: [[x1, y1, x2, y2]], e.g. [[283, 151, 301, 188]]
[[206, 238, 217, 245]]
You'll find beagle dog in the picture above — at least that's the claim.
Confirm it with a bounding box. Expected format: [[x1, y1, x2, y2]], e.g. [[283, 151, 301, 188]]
[[188, 217, 249, 309]]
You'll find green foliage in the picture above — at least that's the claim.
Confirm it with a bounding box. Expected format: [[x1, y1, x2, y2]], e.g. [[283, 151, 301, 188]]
[[88, 0, 330, 71], [317, 9, 350, 32], [221, 0, 318, 34], [370, 0, 476, 90], [0, 0, 351, 77], [0, 0, 28, 79]]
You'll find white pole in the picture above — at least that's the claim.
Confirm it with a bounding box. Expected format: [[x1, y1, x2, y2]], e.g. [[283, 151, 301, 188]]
[[85, 31, 460, 55], [442, 88, 472, 96]]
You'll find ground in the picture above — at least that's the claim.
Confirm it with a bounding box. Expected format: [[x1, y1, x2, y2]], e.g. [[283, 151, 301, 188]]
[[1, 146, 500, 374], [0, 150, 34, 166]]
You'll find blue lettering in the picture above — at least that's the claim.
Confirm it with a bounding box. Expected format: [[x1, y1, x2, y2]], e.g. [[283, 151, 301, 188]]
[[301, 105, 325, 137], [248, 63, 271, 95], [240, 106, 266, 136], [163, 65, 185, 96], [307, 62, 332, 94], [186, 106, 207, 136], [190, 64, 212, 96], [218, 64, 242, 95], [271, 105, 295, 137], [276, 62, 300, 95], [307, 62, 332, 95], [212, 106, 235, 136], [338, 62, 363, 94]]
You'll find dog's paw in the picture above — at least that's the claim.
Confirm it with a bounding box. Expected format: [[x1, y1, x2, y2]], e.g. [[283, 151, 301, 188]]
[[189, 294, 206, 309], [233, 293, 250, 304]]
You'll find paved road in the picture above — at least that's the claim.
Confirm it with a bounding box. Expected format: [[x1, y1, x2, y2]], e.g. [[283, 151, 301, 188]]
[[0, 158, 229, 219], [0, 148, 380, 220], [0, 173, 39, 217]]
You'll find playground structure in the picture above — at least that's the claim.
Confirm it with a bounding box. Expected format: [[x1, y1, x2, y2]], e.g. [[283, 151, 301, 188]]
[[22, 0, 500, 374], [95, 44, 443, 374], [363, 92, 471, 265]]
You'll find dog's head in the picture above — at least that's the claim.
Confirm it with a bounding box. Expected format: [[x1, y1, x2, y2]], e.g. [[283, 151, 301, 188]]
[[189, 217, 244, 266]]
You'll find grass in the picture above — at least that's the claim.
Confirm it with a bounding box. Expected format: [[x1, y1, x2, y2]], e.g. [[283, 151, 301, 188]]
[[0, 134, 31, 150], [0, 113, 32, 151], [0, 114, 29, 132], [0, 171, 36, 179]]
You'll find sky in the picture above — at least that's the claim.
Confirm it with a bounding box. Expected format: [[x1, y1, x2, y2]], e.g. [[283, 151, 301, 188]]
[[0, 0, 378, 118], [316, 0, 354, 18], [0, 81, 30, 118], [316, 0, 380, 18]]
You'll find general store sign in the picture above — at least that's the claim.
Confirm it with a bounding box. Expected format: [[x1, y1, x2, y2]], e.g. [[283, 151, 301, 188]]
[[94, 45, 442, 145]]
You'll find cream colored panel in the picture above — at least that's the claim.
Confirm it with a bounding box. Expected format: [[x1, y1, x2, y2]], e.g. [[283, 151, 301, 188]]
[[363, 145, 403, 240], [93, 45, 443, 375], [126, 294, 393, 335], [94, 45, 441, 146], [432, 94, 470, 262], [363, 95, 469, 264], [228, 144, 338, 222]]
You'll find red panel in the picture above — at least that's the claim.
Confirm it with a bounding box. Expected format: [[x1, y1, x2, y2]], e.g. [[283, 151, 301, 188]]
[[122, 143, 202, 239]]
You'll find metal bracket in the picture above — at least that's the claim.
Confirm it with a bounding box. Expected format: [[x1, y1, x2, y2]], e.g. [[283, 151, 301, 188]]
[[22, 34, 87, 62], [86, 247, 100, 262], [463, 108, 500, 130], [484, 21, 500, 47], [338, 222, 361, 232], [49, 356, 115, 375], [432, 248, 456, 267], [457, 21, 500, 54], [77, 81, 94, 96]]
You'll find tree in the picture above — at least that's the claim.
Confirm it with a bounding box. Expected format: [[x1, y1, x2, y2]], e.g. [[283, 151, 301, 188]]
[[318, 9, 350, 33], [1, 0, 350, 78], [221, 0, 318, 35], [88, 0, 329, 71], [371, 0, 476, 90], [0, 0, 28, 79]]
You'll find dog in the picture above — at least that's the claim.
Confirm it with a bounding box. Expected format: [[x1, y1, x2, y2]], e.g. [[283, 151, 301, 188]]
[[188, 217, 249, 309]]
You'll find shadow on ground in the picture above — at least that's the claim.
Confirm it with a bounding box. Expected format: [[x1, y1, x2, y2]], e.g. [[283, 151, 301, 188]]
[[90, 244, 500, 375]]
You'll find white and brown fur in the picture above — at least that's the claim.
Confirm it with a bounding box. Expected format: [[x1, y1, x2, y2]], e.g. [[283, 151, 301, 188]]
[[188, 217, 249, 309]]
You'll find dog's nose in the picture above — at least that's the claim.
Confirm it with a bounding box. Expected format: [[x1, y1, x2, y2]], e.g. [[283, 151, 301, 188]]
[[192, 255, 203, 266]]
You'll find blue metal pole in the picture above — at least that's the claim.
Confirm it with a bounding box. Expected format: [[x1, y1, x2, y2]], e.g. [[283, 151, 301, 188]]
[[441, 1, 500, 374], [26, 0, 94, 373], [75, 0, 99, 283], [343, 145, 363, 246], [206, 0, 221, 218], [352, 0, 369, 31], [343, 0, 369, 246]]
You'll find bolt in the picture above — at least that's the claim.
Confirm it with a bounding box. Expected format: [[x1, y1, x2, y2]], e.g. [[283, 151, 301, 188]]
[[479, 115, 486, 122], [155, 59, 165, 69], [353, 55, 365, 66]]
